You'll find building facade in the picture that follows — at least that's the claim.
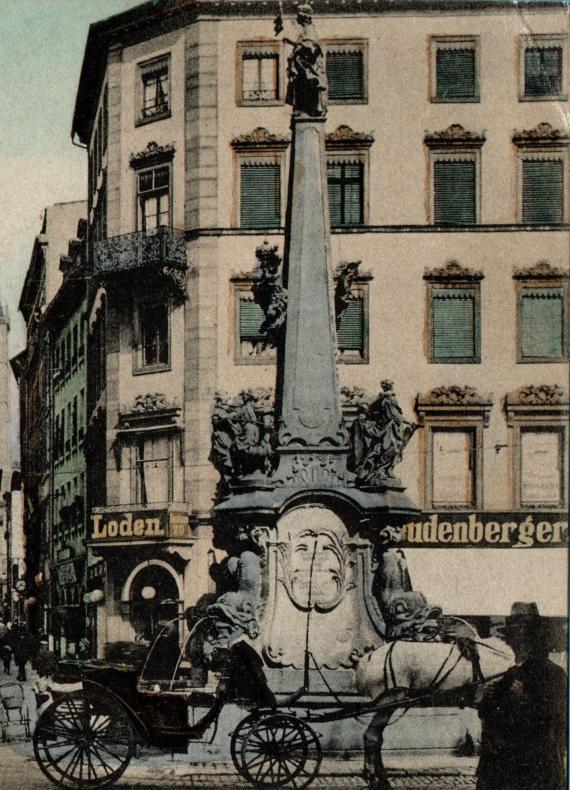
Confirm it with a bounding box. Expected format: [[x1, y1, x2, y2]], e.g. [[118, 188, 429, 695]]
[[63, 0, 570, 657]]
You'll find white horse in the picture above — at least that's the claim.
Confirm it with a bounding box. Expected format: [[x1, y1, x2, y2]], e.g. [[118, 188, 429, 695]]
[[354, 636, 514, 790]]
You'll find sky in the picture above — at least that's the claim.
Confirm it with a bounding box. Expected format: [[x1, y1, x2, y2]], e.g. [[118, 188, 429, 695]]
[[0, 0, 143, 356]]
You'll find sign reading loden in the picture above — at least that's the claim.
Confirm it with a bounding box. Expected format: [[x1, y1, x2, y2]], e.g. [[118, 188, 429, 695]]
[[91, 510, 172, 541], [401, 512, 568, 548]]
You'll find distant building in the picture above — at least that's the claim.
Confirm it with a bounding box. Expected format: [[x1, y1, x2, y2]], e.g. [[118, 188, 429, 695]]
[[61, 0, 569, 655]]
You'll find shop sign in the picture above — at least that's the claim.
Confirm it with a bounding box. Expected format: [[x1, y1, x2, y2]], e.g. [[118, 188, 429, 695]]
[[400, 512, 568, 549], [91, 510, 191, 542]]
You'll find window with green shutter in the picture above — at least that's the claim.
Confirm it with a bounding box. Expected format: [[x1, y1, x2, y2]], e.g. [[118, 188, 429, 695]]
[[431, 286, 479, 362], [240, 163, 281, 229], [327, 161, 364, 227], [520, 287, 565, 360], [239, 298, 266, 345], [522, 159, 564, 225], [524, 47, 563, 97], [326, 49, 364, 101], [337, 297, 365, 359], [433, 159, 476, 225], [436, 47, 477, 101]]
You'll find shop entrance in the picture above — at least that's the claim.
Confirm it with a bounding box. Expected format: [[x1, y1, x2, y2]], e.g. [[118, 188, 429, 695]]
[[128, 564, 181, 644]]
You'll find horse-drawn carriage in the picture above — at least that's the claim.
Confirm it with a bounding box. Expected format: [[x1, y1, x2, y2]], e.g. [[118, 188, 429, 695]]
[[33, 613, 513, 790]]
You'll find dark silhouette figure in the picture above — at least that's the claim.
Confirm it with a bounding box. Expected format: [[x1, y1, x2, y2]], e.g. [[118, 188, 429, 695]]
[[477, 602, 567, 790]]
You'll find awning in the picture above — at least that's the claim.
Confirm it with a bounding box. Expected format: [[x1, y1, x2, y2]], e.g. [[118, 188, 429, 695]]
[[405, 548, 567, 617]]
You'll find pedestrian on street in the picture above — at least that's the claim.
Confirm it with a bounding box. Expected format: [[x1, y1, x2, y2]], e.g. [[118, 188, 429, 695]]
[[10, 623, 40, 683], [476, 602, 567, 790]]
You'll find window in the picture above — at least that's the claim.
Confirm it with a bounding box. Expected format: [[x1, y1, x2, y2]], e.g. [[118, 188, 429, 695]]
[[521, 158, 564, 224], [102, 85, 108, 154], [137, 166, 170, 231], [417, 385, 492, 510], [324, 41, 366, 102], [238, 44, 280, 104], [520, 35, 567, 100], [126, 434, 180, 505], [432, 38, 479, 102], [431, 429, 476, 508], [240, 162, 281, 229], [424, 260, 483, 364], [425, 125, 485, 225], [71, 396, 78, 450], [515, 260, 568, 362], [506, 385, 568, 509], [327, 160, 364, 227], [135, 299, 170, 371], [137, 55, 171, 124]]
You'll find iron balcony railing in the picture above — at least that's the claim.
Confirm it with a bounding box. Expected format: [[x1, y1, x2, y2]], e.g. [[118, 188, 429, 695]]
[[93, 227, 186, 275]]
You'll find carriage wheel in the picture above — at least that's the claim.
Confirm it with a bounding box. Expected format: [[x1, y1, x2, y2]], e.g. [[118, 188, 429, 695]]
[[231, 712, 261, 775], [33, 691, 135, 789], [239, 713, 322, 789]]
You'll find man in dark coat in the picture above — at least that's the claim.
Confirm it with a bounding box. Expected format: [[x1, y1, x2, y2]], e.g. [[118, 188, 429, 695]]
[[477, 602, 567, 790]]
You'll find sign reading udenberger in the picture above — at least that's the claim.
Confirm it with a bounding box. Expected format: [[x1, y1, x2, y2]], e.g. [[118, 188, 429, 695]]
[[401, 512, 568, 548]]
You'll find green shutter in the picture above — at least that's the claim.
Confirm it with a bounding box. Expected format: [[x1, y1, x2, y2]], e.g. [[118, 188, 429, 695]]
[[434, 160, 476, 225], [524, 47, 562, 97], [436, 48, 476, 100], [521, 287, 564, 358], [522, 160, 564, 225], [240, 164, 281, 229], [327, 162, 363, 227], [337, 298, 364, 352], [432, 287, 477, 360], [326, 51, 364, 101], [239, 299, 266, 343]]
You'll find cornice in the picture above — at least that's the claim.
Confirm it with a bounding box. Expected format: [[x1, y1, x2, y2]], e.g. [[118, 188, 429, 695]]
[[424, 259, 484, 282], [129, 141, 176, 169], [424, 123, 486, 148], [513, 260, 570, 280], [325, 125, 374, 150], [231, 127, 290, 150], [512, 122, 570, 148]]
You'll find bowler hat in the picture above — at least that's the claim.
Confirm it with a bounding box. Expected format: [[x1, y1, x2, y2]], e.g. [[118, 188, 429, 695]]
[[500, 601, 543, 634]]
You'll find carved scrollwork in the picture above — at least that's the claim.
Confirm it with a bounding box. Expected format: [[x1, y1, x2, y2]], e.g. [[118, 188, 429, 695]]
[[129, 141, 176, 169], [231, 127, 290, 150], [418, 385, 489, 405], [506, 384, 567, 406], [424, 124, 486, 148], [512, 122, 570, 147], [424, 259, 484, 282], [513, 260, 570, 280], [326, 125, 374, 150]]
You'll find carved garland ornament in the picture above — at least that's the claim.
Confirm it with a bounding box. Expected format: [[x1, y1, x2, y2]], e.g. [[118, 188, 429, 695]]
[[513, 260, 570, 280], [418, 385, 491, 406], [424, 124, 486, 148], [506, 384, 568, 407]]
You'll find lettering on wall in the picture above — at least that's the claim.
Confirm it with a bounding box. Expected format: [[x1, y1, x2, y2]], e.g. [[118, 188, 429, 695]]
[[90, 511, 191, 542], [401, 513, 568, 548]]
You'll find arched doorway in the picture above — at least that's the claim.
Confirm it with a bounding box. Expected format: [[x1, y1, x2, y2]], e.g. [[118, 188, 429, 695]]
[[126, 563, 181, 644]]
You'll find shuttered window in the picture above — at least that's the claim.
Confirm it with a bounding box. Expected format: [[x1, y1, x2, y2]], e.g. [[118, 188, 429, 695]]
[[522, 159, 564, 225], [436, 48, 477, 100], [239, 299, 266, 345], [327, 162, 364, 227], [337, 297, 364, 355], [434, 159, 476, 225], [520, 287, 565, 359], [431, 286, 479, 361], [524, 47, 563, 97], [326, 50, 364, 101], [240, 163, 281, 228]]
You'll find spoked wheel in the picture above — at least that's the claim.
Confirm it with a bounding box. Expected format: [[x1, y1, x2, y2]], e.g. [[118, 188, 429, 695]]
[[231, 712, 261, 775], [33, 691, 135, 788], [239, 713, 322, 789]]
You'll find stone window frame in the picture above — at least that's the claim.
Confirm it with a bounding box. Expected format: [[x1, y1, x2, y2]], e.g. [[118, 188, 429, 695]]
[[135, 52, 172, 127], [231, 128, 290, 229], [416, 386, 493, 511], [322, 38, 368, 105], [519, 34, 568, 102], [430, 36, 480, 104], [230, 267, 371, 365], [505, 385, 569, 510], [425, 125, 485, 226], [513, 123, 569, 225], [424, 260, 483, 365], [236, 40, 284, 107], [132, 295, 172, 376], [513, 260, 569, 364], [325, 125, 374, 228]]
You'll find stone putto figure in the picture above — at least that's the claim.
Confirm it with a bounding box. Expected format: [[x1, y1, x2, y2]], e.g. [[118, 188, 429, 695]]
[[251, 241, 287, 349], [348, 380, 419, 485], [282, 3, 327, 117]]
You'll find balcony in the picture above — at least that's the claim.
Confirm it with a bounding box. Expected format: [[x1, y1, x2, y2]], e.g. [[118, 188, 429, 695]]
[[93, 227, 186, 277]]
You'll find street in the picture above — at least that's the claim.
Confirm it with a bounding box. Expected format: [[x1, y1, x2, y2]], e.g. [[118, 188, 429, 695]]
[[1, 741, 478, 789]]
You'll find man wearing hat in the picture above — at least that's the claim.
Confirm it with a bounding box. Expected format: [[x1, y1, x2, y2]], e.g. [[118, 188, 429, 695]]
[[477, 602, 567, 790]]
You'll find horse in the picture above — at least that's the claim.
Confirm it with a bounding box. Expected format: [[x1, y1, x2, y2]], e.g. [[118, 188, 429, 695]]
[[354, 635, 514, 790]]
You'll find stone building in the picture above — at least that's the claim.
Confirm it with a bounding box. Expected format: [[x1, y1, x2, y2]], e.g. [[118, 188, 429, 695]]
[[0, 296, 12, 613], [13, 200, 87, 634], [68, 0, 568, 658]]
